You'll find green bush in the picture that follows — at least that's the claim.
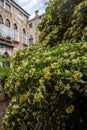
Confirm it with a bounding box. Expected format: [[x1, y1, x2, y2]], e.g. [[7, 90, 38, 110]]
[[0, 66, 11, 83], [2, 42, 87, 130]]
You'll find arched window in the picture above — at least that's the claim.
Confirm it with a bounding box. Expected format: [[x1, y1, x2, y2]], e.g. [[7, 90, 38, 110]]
[[13, 23, 18, 41], [0, 15, 4, 37], [0, 15, 3, 24], [5, 19, 10, 27], [23, 28, 27, 44], [4, 19, 11, 37], [29, 35, 33, 46]]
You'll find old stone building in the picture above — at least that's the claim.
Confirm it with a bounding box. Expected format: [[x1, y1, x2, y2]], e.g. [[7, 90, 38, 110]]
[[0, 0, 29, 57], [28, 10, 43, 46]]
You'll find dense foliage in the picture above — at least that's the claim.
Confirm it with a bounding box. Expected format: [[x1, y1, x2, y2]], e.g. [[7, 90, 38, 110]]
[[0, 53, 11, 83], [38, 0, 87, 46], [2, 42, 87, 130], [2, 0, 87, 130]]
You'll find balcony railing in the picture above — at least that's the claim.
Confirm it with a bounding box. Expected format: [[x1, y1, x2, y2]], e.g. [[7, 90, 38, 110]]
[[0, 24, 28, 45], [0, 24, 11, 38], [0, 24, 18, 42]]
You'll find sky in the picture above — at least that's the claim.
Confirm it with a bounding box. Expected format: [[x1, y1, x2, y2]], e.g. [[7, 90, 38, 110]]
[[15, 0, 48, 19]]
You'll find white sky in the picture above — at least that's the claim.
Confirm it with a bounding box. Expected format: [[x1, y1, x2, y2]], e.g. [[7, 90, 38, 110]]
[[15, 0, 48, 19]]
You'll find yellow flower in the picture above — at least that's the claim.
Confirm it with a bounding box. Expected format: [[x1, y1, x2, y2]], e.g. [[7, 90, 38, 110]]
[[39, 85, 46, 91], [35, 59, 40, 64], [27, 122, 31, 125], [33, 112, 37, 116], [39, 78, 44, 85], [45, 56, 52, 62], [64, 85, 70, 91], [43, 67, 50, 74], [11, 110, 17, 115], [83, 44, 87, 49], [4, 115, 8, 119], [16, 67, 21, 72], [23, 60, 29, 67], [19, 93, 29, 103], [54, 85, 60, 91], [66, 105, 75, 114], [44, 51, 51, 56], [15, 81, 20, 87], [22, 108, 26, 112], [5, 122, 9, 127], [34, 92, 43, 102], [29, 68, 35, 76], [43, 73, 51, 80], [71, 71, 83, 83], [54, 69, 61, 75], [12, 97, 17, 102], [24, 73, 29, 81], [17, 118, 21, 122], [12, 105, 19, 109], [51, 63, 56, 69], [12, 122, 15, 126], [20, 52, 24, 57], [1, 126, 4, 130]]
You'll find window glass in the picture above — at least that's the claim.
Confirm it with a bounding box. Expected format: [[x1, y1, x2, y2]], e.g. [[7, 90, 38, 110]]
[[0, 0, 4, 7], [5, 2, 11, 13], [18, 12, 24, 20], [13, 23, 18, 41], [29, 23, 32, 28], [29, 38, 33, 46]]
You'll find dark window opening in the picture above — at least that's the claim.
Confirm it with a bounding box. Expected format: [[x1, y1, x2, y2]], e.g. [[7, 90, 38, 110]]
[[29, 38, 33, 46], [29, 23, 32, 28]]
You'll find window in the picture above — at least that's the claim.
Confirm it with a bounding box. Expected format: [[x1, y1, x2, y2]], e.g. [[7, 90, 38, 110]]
[[5, 2, 11, 13], [18, 12, 24, 21], [29, 38, 33, 46], [0, 15, 4, 37], [0, 0, 4, 7], [29, 23, 32, 28], [4, 19, 11, 37], [13, 23, 18, 41], [5, 19, 10, 27], [23, 28, 27, 44], [0, 15, 3, 24]]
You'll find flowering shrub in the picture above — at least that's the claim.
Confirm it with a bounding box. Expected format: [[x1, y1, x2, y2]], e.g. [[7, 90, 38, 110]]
[[64, 1, 87, 42], [38, 0, 83, 46], [2, 42, 87, 130]]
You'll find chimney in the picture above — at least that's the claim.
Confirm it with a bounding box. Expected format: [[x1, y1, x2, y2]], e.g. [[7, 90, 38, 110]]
[[35, 10, 39, 17]]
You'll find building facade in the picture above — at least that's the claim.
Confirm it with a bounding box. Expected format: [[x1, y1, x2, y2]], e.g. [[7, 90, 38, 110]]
[[0, 0, 29, 57], [28, 10, 43, 46]]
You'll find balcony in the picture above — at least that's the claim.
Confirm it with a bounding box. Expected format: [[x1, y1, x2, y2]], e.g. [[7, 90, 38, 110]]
[[0, 24, 12, 40], [0, 24, 18, 42]]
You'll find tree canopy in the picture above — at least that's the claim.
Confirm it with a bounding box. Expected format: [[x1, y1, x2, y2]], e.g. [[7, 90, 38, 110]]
[[38, 0, 86, 46]]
